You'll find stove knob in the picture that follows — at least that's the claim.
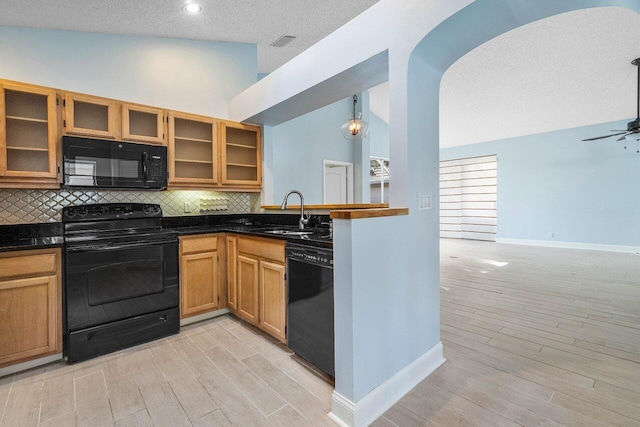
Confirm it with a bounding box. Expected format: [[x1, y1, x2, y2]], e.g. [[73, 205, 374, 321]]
[[143, 205, 153, 215], [152, 205, 161, 214], [78, 208, 88, 217], [66, 208, 77, 218]]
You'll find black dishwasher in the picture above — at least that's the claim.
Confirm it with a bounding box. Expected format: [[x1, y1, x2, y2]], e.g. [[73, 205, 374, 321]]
[[286, 243, 334, 377]]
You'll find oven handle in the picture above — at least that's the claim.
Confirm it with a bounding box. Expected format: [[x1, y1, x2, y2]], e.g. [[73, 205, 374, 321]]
[[66, 239, 177, 253], [85, 314, 169, 343]]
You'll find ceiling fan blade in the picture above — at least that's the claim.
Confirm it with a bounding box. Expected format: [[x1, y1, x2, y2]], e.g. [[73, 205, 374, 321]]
[[582, 131, 629, 141], [617, 134, 631, 141]]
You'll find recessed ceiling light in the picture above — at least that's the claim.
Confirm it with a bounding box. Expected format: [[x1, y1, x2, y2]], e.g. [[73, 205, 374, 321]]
[[183, 3, 202, 14]]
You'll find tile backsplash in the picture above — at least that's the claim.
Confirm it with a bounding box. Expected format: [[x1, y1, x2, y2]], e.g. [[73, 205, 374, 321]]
[[0, 189, 262, 224]]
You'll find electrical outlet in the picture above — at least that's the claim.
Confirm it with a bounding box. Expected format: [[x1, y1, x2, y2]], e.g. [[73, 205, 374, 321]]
[[418, 193, 432, 211], [184, 202, 192, 213], [548, 232, 554, 238]]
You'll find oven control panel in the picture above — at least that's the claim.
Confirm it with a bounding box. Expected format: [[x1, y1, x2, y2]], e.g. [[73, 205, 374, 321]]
[[63, 203, 162, 221]]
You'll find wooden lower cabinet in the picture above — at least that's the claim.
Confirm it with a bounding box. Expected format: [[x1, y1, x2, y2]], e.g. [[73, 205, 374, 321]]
[[237, 254, 259, 325], [259, 261, 286, 341], [226, 235, 238, 311], [0, 248, 61, 368], [230, 235, 287, 341], [180, 251, 219, 318], [179, 233, 286, 341], [179, 234, 224, 319]]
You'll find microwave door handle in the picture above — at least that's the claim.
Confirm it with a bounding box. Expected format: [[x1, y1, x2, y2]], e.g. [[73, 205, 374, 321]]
[[143, 152, 148, 181]]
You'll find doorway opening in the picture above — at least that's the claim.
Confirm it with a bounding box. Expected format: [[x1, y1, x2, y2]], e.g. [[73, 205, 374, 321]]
[[323, 160, 354, 204]]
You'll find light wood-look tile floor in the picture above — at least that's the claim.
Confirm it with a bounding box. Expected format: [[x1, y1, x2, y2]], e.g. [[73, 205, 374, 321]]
[[374, 239, 640, 426], [0, 316, 335, 427], [2, 239, 639, 426]]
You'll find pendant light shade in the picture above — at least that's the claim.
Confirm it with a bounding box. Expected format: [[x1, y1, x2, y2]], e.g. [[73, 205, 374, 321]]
[[341, 95, 369, 140]]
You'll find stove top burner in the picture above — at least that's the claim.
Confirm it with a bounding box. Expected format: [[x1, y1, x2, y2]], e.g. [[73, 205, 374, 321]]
[[63, 203, 176, 248]]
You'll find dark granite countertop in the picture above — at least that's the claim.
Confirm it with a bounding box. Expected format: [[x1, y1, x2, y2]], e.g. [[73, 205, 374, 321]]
[[168, 224, 332, 248], [0, 213, 332, 252], [0, 223, 64, 253], [164, 214, 333, 248]]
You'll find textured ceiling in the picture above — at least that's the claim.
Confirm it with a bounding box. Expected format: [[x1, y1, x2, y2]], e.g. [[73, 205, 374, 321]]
[[0, 0, 380, 73], [440, 7, 640, 148]]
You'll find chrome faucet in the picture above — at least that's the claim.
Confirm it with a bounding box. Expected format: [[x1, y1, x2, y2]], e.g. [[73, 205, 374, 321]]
[[280, 190, 311, 229]]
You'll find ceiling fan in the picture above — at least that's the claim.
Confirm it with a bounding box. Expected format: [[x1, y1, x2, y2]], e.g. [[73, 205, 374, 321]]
[[582, 58, 640, 143]]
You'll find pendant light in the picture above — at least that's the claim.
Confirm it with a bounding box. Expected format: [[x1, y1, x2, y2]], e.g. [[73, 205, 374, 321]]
[[341, 95, 370, 140]]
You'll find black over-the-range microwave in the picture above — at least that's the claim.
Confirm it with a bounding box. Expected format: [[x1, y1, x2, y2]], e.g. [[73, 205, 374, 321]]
[[62, 136, 168, 190]]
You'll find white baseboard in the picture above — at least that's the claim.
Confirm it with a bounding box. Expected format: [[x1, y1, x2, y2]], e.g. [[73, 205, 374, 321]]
[[180, 308, 230, 327], [328, 341, 445, 427], [328, 393, 356, 427], [0, 353, 62, 378], [496, 238, 640, 254]]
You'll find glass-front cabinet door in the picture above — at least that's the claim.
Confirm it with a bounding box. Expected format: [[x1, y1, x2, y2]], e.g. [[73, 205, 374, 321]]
[[220, 121, 262, 188], [122, 103, 165, 145], [167, 111, 218, 188], [0, 82, 58, 181], [64, 92, 118, 139]]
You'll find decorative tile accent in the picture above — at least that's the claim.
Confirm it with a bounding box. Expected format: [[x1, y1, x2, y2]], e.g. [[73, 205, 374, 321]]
[[199, 195, 229, 212], [0, 189, 261, 224], [250, 193, 262, 212]]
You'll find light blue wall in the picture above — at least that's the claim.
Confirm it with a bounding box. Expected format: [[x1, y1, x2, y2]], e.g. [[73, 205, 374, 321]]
[[268, 93, 379, 204], [355, 91, 371, 203], [0, 27, 257, 118], [332, 0, 640, 406], [441, 120, 640, 246], [369, 112, 389, 159], [270, 96, 356, 203], [334, 213, 443, 401]]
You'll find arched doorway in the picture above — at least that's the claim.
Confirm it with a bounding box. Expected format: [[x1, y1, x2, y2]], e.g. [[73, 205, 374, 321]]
[[339, 1, 640, 425]]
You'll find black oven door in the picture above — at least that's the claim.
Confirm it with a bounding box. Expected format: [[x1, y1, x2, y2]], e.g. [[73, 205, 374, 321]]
[[63, 136, 154, 189], [64, 238, 179, 333]]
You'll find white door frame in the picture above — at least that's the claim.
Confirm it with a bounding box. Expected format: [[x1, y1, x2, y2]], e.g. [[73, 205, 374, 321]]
[[323, 159, 354, 204]]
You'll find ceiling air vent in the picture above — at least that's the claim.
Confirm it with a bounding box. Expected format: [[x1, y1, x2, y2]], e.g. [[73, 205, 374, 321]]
[[270, 35, 296, 48]]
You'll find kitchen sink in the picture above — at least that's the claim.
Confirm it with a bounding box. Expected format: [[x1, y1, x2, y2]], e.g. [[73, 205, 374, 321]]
[[262, 230, 315, 236]]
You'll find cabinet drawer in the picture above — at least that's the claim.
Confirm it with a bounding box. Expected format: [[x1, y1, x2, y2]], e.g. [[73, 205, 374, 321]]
[[0, 250, 58, 280], [238, 236, 285, 263], [180, 235, 218, 254]]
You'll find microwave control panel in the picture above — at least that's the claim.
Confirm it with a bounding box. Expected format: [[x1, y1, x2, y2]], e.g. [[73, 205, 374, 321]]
[[147, 147, 168, 183]]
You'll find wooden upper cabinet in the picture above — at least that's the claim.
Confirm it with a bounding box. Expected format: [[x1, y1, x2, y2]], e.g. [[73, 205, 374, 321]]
[[64, 92, 118, 139], [122, 103, 165, 145], [0, 82, 59, 186], [0, 78, 263, 190], [168, 111, 218, 188], [220, 121, 262, 188]]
